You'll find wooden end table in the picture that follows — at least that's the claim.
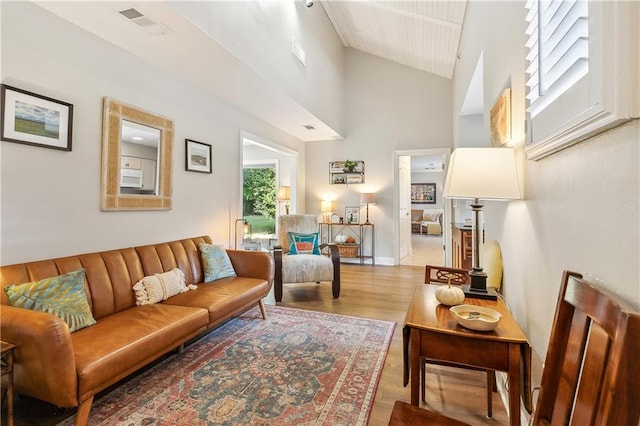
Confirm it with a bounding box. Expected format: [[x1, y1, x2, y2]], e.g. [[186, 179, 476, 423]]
[[1, 341, 16, 426], [403, 285, 532, 426]]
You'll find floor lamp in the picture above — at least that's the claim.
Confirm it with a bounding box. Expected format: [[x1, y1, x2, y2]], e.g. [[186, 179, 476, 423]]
[[443, 147, 520, 300], [234, 218, 251, 249]]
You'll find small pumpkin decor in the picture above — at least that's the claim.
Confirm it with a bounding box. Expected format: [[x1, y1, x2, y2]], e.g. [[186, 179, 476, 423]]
[[435, 278, 465, 306]]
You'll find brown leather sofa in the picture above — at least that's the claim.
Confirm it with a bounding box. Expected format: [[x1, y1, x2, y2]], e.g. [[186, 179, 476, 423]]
[[0, 236, 274, 425]]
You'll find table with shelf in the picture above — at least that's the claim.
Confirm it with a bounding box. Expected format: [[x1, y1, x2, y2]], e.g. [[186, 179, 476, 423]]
[[318, 223, 375, 265], [1, 341, 16, 426]]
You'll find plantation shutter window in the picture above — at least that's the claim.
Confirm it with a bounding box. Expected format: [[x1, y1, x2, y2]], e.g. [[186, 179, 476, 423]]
[[524, 0, 639, 160], [526, 0, 589, 118]]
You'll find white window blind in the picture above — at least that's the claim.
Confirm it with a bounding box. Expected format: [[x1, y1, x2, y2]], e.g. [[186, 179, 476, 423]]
[[525, 0, 589, 118], [524, 0, 639, 161]]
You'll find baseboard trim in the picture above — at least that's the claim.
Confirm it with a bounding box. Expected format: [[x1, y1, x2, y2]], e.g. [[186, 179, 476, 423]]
[[496, 371, 531, 425]]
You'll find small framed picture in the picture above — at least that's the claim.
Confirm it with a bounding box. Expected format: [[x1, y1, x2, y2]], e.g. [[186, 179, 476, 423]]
[[345, 206, 360, 224], [185, 139, 212, 173], [411, 183, 436, 204], [1, 84, 73, 151]]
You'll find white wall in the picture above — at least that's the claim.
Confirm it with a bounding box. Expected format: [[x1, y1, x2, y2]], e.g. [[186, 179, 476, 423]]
[[170, 1, 346, 137], [305, 49, 452, 263], [452, 0, 640, 357], [457, 114, 484, 147], [0, 2, 305, 264]]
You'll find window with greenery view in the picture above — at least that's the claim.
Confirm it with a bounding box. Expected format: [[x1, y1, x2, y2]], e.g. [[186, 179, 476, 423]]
[[243, 167, 276, 237]]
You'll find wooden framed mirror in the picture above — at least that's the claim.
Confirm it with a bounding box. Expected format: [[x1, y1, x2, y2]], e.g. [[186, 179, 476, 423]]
[[101, 98, 173, 210]]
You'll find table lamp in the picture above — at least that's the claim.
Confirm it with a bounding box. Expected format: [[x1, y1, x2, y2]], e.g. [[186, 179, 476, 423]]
[[276, 186, 291, 215], [443, 147, 520, 299], [321, 200, 333, 223], [360, 192, 376, 225]]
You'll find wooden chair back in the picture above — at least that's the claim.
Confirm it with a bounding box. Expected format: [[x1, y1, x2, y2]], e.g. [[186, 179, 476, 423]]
[[533, 271, 640, 426], [424, 265, 470, 285]]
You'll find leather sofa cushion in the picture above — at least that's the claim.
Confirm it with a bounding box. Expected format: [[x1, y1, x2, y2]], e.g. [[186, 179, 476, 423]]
[[162, 277, 270, 327], [72, 304, 208, 401]]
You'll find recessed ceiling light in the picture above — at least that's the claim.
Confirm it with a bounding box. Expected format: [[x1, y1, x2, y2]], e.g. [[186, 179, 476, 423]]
[[132, 136, 144, 141]]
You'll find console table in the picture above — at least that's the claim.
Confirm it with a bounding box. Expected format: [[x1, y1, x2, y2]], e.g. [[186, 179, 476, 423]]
[[318, 223, 375, 265]]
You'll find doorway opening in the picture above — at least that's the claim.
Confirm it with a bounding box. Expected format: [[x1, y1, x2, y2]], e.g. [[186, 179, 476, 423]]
[[242, 163, 277, 250], [394, 148, 451, 266], [240, 132, 297, 251]]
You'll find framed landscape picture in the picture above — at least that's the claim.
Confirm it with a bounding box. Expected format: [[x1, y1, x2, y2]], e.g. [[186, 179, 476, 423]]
[[411, 183, 436, 204], [1, 84, 73, 151], [185, 139, 212, 173]]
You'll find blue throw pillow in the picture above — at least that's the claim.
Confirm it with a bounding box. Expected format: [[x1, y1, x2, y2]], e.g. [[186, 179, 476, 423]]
[[4, 268, 96, 333], [199, 243, 237, 282], [288, 232, 320, 255]]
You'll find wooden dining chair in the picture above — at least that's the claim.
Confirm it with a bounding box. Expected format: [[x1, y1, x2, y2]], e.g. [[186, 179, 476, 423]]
[[422, 265, 497, 418], [391, 270, 640, 426]]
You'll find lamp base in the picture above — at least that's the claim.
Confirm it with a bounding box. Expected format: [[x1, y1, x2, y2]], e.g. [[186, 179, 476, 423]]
[[462, 285, 498, 300], [462, 270, 497, 300]]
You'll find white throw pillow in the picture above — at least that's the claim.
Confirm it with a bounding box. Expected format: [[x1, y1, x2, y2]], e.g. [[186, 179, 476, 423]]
[[133, 268, 197, 305]]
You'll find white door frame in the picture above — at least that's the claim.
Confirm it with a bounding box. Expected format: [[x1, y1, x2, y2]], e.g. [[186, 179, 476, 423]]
[[393, 148, 452, 265]]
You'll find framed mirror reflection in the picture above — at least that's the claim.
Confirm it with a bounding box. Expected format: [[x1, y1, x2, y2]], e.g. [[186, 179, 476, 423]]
[[101, 98, 174, 211]]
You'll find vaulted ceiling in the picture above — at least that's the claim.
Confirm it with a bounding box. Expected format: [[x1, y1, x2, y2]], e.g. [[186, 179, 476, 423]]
[[320, 0, 468, 78], [33, 1, 468, 142]]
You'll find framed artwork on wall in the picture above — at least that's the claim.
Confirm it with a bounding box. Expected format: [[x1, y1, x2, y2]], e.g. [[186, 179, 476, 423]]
[[411, 183, 436, 204], [1, 84, 73, 151], [185, 139, 212, 173], [345, 206, 360, 224], [490, 88, 511, 146]]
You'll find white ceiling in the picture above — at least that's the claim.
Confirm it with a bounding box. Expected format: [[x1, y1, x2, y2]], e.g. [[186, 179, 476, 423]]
[[411, 154, 444, 172], [34, 1, 468, 143], [320, 0, 468, 79]]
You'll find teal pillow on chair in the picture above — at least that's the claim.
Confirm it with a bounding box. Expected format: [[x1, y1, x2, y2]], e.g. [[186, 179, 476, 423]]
[[288, 232, 320, 255], [199, 243, 237, 282], [4, 268, 96, 332]]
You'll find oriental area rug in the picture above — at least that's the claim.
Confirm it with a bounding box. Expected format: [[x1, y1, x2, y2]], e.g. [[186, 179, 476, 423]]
[[58, 305, 395, 426]]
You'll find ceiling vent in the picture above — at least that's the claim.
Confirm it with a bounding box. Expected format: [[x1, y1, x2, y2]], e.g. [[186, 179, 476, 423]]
[[118, 8, 144, 20], [303, 124, 316, 130], [117, 7, 172, 36]]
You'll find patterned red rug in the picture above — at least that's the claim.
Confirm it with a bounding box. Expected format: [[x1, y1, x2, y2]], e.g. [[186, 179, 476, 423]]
[[59, 305, 395, 425]]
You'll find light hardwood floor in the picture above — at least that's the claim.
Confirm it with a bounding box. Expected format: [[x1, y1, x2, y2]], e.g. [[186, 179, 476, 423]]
[[276, 264, 509, 425]]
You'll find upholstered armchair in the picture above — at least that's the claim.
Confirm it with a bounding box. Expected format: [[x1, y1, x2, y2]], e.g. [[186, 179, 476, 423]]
[[272, 214, 340, 302]]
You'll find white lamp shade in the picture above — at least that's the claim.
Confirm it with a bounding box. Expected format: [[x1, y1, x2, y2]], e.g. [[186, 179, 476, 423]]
[[321, 200, 333, 213], [360, 192, 376, 205], [276, 186, 291, 201], [444, 148, 520, 200]]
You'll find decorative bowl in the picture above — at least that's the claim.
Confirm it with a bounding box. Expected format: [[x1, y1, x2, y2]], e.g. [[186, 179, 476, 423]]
[[449, 305, 502, 332]]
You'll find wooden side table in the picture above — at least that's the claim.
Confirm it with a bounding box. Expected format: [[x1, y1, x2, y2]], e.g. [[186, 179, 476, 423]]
[[403, 285, 532, 426], [1, 341, 16, 426]]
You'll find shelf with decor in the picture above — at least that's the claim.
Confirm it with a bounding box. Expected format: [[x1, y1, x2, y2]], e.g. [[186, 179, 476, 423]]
[[318, 222, 375, 265], [329, 160, 365, 185]]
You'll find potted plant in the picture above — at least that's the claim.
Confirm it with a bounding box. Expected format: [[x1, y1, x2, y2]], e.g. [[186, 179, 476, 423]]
[[343, 160, 357, 173]]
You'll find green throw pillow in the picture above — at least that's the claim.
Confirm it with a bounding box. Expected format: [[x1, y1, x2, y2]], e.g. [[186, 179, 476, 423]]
[[4, 268, 96, 333], [199, 243, 237, 282], [288, 232, 320, 255]]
